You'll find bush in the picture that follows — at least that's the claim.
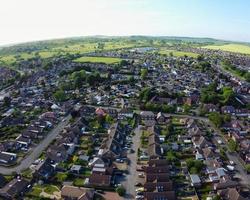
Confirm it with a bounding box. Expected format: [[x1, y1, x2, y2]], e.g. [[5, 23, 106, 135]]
[[116, 186, 126, 196]]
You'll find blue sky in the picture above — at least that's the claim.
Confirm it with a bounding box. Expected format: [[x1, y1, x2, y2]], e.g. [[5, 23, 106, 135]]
[[0, 0, 249, 45]]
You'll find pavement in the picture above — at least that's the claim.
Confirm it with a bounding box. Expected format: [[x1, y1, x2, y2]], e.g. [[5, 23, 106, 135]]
[[121, 125, 142, 200], [0, 115, 71, 175]]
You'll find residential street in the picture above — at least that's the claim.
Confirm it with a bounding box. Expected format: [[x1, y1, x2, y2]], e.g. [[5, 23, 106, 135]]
[[0, 115, 71, 175], [203, 119, 250, 188], [122, 125, 142, 200]]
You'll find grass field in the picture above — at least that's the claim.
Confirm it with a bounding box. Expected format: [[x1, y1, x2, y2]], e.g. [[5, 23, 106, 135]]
[[203, 44, 250, 55], [0, 41, 135, 65], [74, 56, 122, 64], [159, 49, 199, 58]]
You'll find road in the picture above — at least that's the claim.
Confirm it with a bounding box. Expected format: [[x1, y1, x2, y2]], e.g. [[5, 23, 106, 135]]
[[122, 125, 142, 200], [205, 121, 250, 188], [0, 115, 71, 175]]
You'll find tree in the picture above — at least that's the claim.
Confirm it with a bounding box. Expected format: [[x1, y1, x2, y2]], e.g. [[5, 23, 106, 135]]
[[140, 68, 148, 80], [86, 74, 96, 86], [209, 112, 223, 128], [213, 195, 221, 200], [186, 158, 204, 174], [3, 96, 11, 107], [53, 90, 66, 102], [71, 109, 80, 118], [105, 114, 114, 124], [244, 72, 250, 82], [197, 54, 204, 62], [116, 186, 126, 196], [245, 164, 250, 173], [228, 139, 238, 152], [120, 59, 129, 66]]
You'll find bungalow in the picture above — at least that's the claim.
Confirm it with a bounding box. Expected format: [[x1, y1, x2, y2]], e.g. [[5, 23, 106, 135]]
[[217, 188, 247, 200], [192, 136, 211, 149], [87, 174, 112, 187], [61, 185, 94, 200], [118, 108, 133, 119], [213, 179, 239, 191], [156, 112, 171, 124], [46, 144, 69, 163], [0, 178, 30, 200], [190, 174, 201, 187], [0, 152, 17, 165], [0, 175, 6, 188], [34, 159, 55, 180], [202, 147, 219, 160], [16, 135, 31, 149]]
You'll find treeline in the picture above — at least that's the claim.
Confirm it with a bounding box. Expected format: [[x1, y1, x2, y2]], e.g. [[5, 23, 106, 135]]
[[201, 82, 239, 107], [222, 59, 250, 82]]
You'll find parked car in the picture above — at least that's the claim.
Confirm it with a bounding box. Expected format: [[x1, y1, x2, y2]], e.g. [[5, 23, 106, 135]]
[[135, 182, 143, 187]]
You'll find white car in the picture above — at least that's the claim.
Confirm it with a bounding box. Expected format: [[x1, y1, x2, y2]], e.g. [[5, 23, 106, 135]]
[[136, 195, 144, 199]]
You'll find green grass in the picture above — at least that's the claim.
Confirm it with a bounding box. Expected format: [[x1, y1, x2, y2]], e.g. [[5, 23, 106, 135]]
[[74, 56, 122, 64], [73, 178, 85, 187], [29, 186, 43, 197], [55, 172, 68, 182], [159, 49, 199, 58], [43, 185, 60, 194], [203, 44, 250, 55]]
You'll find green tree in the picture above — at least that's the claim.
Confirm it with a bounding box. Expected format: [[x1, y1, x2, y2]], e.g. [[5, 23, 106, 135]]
[[53, 90, 66, 102], [209, 112, 223, 128], [228, 139, 238, 152], [245, 164, 250, 173], [116, 186, 126, 196], [140, 68, 148, 80]]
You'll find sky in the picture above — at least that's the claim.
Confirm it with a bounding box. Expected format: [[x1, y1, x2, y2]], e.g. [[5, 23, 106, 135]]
[[0, 0, 250, 45]]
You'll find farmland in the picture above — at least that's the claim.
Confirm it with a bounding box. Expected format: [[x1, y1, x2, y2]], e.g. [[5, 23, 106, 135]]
[[74, 56, 122, 64], [0, 41, 137, 66], [203, 43, 250, 55]]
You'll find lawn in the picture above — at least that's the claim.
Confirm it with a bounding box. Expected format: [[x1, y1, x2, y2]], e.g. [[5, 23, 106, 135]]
[[73, 178, 86, 187], [202, 43, 250, 55], [29, 184, 59, 197], [43, 185, 60, 194], [74, 56, 122, 64], [159, 49, 199, 58]]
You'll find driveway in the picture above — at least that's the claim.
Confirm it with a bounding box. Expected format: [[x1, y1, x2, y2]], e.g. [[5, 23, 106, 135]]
[[121, 125, 142, 200], [0, 115, 71, 175]]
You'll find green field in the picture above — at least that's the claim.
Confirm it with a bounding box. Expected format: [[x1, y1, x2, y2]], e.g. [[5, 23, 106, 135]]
[[159, 49, 199, 58], [203, 44, 250, 55], [74, 56, 122, 64], [0, 41, 136, 65]]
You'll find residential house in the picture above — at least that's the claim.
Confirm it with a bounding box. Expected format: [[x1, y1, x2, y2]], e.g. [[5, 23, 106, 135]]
[[34, 159, 55, 180], [140, 111, 155, 121], [0, 178, 30, 200], [118, 108, 133, 119], [0, 152, 17, 165], [61, 185, 94, 200], [217, 188, 247, 200], [98, 123, 125, 161], [190, 174, 201, 187]]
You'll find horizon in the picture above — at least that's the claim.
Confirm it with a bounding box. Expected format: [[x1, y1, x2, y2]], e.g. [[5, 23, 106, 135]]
[[1, 34, 249, 48], [1, 0, 250, 45]]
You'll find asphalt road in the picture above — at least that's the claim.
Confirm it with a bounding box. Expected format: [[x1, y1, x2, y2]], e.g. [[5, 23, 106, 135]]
[[122, 125, 142, 200], [0, 115, 71, 175]]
